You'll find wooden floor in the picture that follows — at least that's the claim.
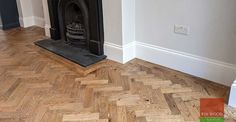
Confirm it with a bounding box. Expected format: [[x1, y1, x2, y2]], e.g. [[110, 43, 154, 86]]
[[0, 27, 235, 122]]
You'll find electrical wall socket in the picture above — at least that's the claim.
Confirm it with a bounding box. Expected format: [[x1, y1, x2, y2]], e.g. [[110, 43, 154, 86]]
[[174, 25, 189, 35]]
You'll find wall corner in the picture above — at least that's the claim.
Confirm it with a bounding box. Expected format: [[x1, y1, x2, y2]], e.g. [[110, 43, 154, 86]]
[[229, 79, 236, 108]]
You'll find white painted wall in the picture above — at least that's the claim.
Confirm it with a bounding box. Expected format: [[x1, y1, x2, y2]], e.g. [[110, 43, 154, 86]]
[[31, 0, 44, 18], [122, 0, 135, 45], [31, 0, 45, 28], [16, 0, 33, 18], [16, 0, 45, 28], [16, 0, 34, 27], [135, 0, 236, 65], [103, 0, 135, 45], [102, 0, 123, 46]]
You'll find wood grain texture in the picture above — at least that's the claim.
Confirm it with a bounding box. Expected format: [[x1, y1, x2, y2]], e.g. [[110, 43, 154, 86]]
[[0, 27, 235, 122]]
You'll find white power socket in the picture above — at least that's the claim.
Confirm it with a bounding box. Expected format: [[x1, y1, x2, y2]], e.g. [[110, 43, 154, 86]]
[[174, 25, 189, 35]]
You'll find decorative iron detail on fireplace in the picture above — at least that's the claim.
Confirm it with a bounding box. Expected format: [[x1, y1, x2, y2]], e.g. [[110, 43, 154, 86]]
[[35, 0, 106, 67]]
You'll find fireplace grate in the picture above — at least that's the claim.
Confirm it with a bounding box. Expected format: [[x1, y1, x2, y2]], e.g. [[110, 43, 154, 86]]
[[66, 22, 87, 45]]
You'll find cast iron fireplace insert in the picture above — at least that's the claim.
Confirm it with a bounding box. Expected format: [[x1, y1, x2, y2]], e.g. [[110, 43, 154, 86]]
[[35, 0, 106, 67]]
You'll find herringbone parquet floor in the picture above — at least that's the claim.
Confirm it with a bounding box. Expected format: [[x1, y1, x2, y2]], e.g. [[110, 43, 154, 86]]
[[0, 27, 235, 122]]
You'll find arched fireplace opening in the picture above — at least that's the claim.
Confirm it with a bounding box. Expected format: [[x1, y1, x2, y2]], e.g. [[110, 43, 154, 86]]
[[61, 1, 90, 48]]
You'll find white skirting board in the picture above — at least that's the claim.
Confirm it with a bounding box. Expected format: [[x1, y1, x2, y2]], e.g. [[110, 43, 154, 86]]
[[123, 42, 136, 63], [34, 17, 45, 28], [44, 24, 51, 37], [229, 80, 236, 108], [135, 41, 236, 86], [105, 41, 236, 86], [104, 41, 136, 64], [104, 42, 123, 63], [19, 16, 34, 28], [19, 16, 45, 28]]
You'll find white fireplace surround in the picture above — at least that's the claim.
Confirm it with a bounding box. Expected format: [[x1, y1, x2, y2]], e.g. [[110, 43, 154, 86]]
[[17, 0, 236, 87]]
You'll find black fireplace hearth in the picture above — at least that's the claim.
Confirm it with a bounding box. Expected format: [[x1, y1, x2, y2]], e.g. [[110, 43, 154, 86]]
[[35, 0, 106, 67]]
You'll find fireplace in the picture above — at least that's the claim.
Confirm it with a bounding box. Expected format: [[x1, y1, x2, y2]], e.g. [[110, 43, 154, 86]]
[[35, 0, 106, 67]]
